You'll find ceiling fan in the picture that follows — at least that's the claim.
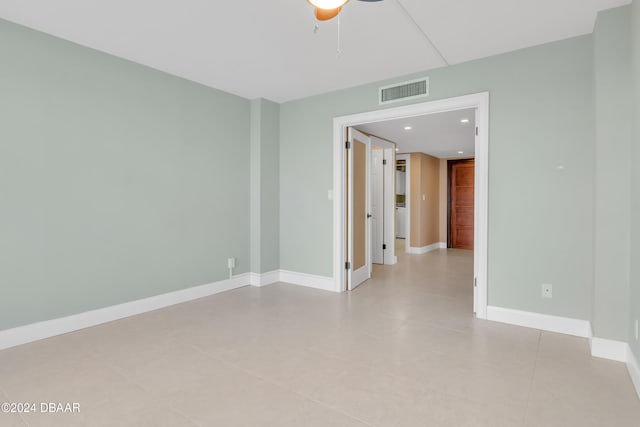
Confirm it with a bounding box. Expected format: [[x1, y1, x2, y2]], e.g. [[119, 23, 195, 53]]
[[308, 0, 383, 21]]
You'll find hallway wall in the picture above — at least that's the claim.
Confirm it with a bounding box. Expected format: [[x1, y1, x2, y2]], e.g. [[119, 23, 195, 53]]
[[409, 153, 440, 248]]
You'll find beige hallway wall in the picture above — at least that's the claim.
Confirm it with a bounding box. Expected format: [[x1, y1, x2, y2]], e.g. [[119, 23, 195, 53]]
[[410, 153, 441, 248]]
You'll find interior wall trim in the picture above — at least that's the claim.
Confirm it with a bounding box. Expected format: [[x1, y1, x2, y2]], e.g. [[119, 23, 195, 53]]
[[488, 305, 640, 401], [406, 242, 447, 254], [590, 337, 630, 362], [278, 270, 336, 292], [0, 273, 252, 351], [0, 269, 338, 351], [627, 346, 640, 401], [486, 306, 592, 337], [248, 271, 280, 287]]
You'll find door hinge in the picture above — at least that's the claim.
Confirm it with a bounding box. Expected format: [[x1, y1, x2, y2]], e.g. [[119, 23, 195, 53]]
[[474, 277, 477, 287], [383, 159, 387, 165], [345, 261, 351, 270], [345, 141, 351, 149], [383, 244, 387, 250], [475, 126, 478, 136]]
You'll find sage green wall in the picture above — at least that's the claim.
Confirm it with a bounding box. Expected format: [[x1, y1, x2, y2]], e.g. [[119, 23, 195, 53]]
[[250, 99, 280, 274], [280, 35, 595, 320], [592, 6, 632, 342], [259, 100, 281, 273], [630, 0, 640, 360], [250, 100, 262, 273], [0, 19, 251, 330]]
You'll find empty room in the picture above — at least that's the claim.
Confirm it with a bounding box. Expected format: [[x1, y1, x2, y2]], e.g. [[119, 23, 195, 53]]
[[1, 1, 640, 426]]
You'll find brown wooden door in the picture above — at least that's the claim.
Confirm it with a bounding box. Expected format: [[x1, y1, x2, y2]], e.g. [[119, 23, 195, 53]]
[[449, 159, 474, 250]]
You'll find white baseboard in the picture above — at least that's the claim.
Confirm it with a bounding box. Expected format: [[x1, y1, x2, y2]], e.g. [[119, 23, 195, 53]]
[[590, 337, 629, 362], [0, 273, 251, 351], [279, 270, 336, 292], [248, 270, 335, 292], [406, 242, 446, 255], [627, 347, 640, 400], [486, 306, 591, 337], [0, 269, 337, 351], [248, 270, 280, 287]]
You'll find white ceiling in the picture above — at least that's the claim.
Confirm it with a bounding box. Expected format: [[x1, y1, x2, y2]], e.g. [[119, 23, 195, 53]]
[[0, 0, 630, 102], [357, 108, 476, 159]]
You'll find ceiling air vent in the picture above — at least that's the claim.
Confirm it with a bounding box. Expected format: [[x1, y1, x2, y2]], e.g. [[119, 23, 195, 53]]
[[379, 77, 429, 105]]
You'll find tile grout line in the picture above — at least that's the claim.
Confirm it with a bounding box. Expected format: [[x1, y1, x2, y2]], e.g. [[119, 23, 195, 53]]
[[82, 346, 202, 427], [189, 342, 376, 427]]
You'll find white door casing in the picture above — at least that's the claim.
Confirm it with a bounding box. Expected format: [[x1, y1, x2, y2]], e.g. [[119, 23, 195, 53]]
[[333, 92, 490, 320]]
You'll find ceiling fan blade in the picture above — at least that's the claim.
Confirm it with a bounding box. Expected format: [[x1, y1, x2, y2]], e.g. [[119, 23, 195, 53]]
[[315, 6, 342, 21]]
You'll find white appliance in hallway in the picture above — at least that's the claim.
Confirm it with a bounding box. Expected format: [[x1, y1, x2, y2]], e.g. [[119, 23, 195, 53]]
[[395, 167, 406, 239], [396, 207, 407, 238], [396, 170, 406, 195]]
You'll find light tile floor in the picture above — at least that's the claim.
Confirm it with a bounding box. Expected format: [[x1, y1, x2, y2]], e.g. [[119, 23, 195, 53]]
[[1, 247, 639, 426]]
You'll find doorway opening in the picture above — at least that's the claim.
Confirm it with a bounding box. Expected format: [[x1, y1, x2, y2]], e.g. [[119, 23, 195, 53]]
[[332, 92, 489, 319]]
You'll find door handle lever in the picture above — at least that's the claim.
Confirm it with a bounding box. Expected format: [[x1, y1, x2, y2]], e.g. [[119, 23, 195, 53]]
[[367, 214, 372, 218]]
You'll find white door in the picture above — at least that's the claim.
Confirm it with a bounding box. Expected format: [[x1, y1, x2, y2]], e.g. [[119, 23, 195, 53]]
[[371, 148, 384, 265], [347, 127, 371, 290]]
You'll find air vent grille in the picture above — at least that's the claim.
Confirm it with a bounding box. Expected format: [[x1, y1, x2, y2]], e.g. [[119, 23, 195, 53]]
[[379, 77, 429, 104]]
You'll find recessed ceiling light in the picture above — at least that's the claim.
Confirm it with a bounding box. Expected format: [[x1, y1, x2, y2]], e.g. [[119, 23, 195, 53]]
[[460, 118, 469, 124], [458, 151, 464, 154], [404, 126, 412, 131], [395, 148, 399, 152]]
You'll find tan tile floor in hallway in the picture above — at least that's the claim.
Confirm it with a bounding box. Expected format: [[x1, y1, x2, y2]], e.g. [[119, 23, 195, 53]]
[[1, 247, 639, 426]]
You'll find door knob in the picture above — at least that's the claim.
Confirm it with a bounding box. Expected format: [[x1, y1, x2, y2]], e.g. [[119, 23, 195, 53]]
[[367, 213, 372, 218]]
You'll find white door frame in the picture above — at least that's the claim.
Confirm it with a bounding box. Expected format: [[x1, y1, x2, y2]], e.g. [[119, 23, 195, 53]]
[[332, 92, 490, 319]]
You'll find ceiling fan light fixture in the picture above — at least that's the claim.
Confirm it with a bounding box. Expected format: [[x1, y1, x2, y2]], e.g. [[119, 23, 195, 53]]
[[314, 6, 342, 21], [307, 0, 350, 10]]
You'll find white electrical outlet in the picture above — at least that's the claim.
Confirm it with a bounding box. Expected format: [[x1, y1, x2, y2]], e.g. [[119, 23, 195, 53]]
[[227, 257, 236, 269], [542, 283, 553, 299]]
